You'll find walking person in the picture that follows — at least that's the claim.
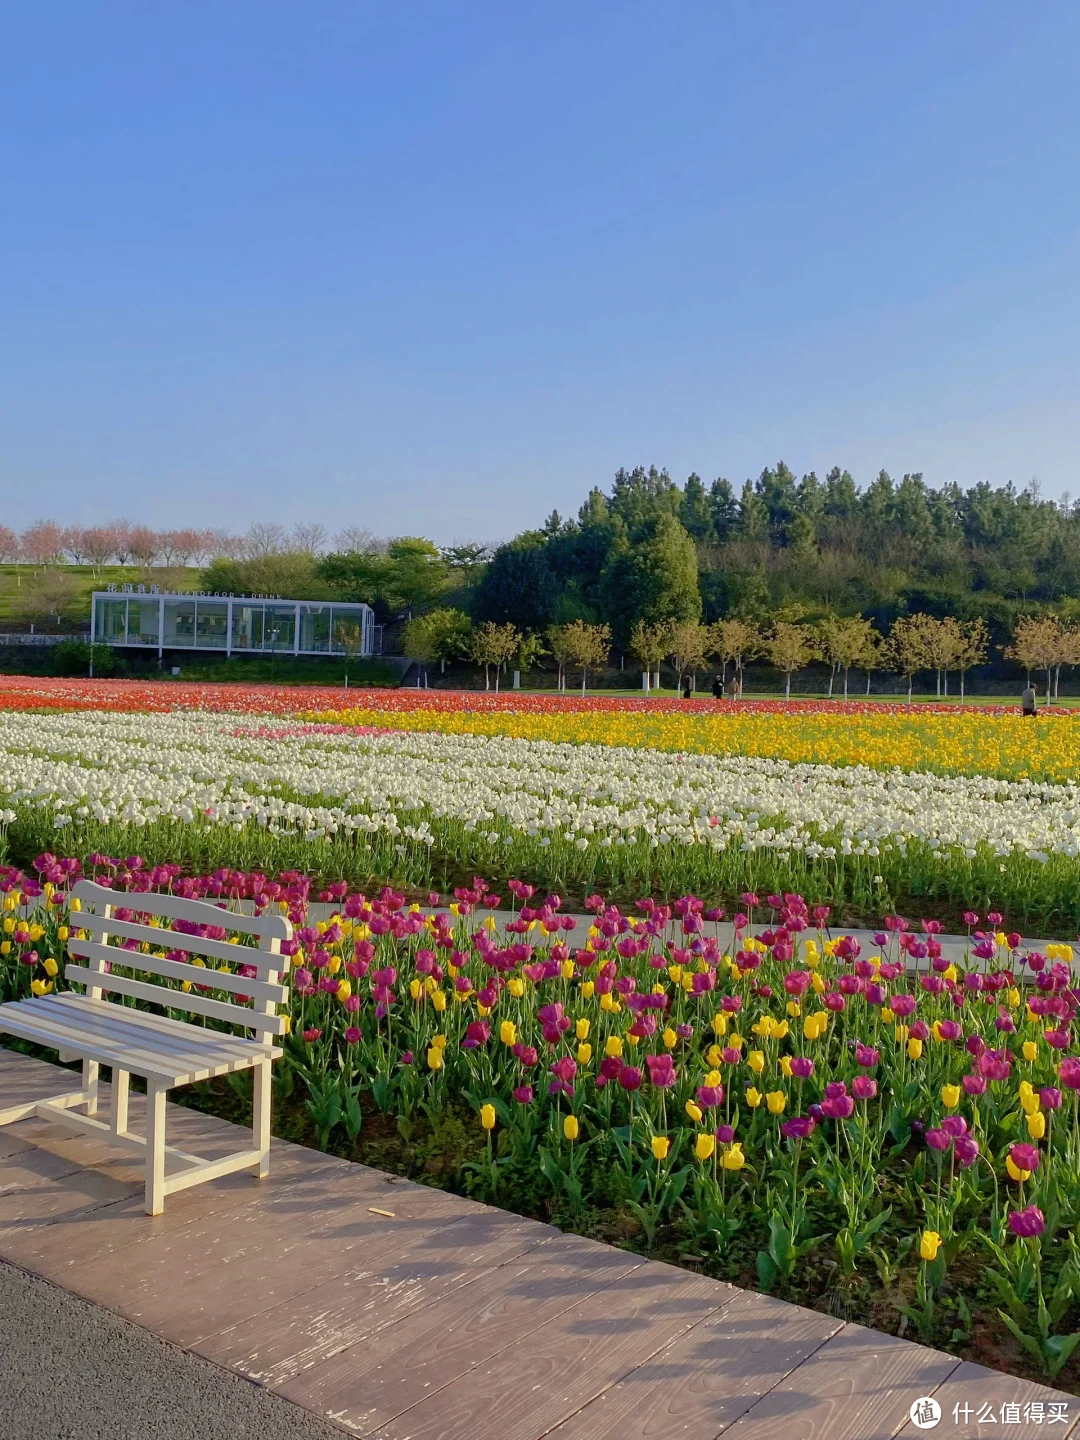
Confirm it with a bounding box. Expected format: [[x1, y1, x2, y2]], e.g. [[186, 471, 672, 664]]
[[1021, 682, 1037, 717]]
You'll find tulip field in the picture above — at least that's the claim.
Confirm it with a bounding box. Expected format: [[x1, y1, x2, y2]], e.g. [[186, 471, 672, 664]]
[[4, 680, 1080, 1383], [4, 857, 1080, 1385]]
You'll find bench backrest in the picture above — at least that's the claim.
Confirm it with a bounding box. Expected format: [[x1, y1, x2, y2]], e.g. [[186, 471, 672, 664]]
[[65, 879, 293, 1040]]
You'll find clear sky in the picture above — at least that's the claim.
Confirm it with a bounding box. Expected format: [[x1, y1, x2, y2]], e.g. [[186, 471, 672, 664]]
[[1, 1, 1078, 543]]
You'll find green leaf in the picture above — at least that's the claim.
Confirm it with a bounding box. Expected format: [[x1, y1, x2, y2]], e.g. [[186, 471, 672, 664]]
[[1042, 1332, 1080, 1381], [756, 1249, 778, 1292], [998, 1311, 1044, 1366]]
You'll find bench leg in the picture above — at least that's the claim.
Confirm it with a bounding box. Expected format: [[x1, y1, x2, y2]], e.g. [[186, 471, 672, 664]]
[[112, 1069, 129, 1137], [145, 1082, 167, 1216], [253, 1058, 271, 1179], [83, 1058, 100, 1116]]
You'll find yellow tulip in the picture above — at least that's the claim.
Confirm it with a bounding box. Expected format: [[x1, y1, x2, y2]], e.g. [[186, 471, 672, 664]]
[[577, 1043, 592, 1065], [335, 980, 351, 1003], [1006, 1156, 1031, 1182], [704, 1069, 722, 1087], [940, 1084, 960, 1109], [1021, 1091, 1040, 1115], [576, 1017, 590, 1040], [432, 990, 447, 1012], [663, 1027, 678, 1050], [57, 926, 69, 942], [779, 1056, 793, 1078], [1026, 1111, 1047, 1140], [1023, 1040, 1038, 1062], [712, 1012, 728, 1036], [685, 1098, 703, 1122], [766, 1090, 787, 1115], [43, 958, 58, 978], [651, 1135, 670, 1161], [480, 1104, 496, 1131], [745, 1086, 763, 1108], [695, 1133, 715, 1161], [500, 1020, 518, 1046], [427, 1047, 443, 1070], [508, 977, 525, 998], [722, 1145, 746, 1171], [907, 1039, 923, 1060], [605, 1035, 623, 1058], [747, 1050, 765, 1074], [410, 978, 423, 1000], [433, 1033, 447, 1049], [919, 1230, 942, 1261], [563, 1114, 579, 1142]]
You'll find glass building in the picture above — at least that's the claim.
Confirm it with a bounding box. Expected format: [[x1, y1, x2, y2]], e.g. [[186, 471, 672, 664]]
[[91, 590, 376, 658]]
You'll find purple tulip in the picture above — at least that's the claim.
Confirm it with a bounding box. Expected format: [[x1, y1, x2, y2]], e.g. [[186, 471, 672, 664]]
[[925, 1128, 952, 1152], [851, 1076, 877, 1101], [512, 1085, 534, 1104], [940, 1115, 968, 1138], [821, 1094, 855, 1120], [854, 1044, 880, 1068], [1010, 1143, 1041, 1173], [790, 1057, 814, 1079], [781, 1115, 817, 1139], [1008, 1206, 1046, 1238], [1039, 1087, 1063, 1111], [618, 1065, 642, 1092], [953, 1134, 980, 1168], [714, 1123, 735, 1143]]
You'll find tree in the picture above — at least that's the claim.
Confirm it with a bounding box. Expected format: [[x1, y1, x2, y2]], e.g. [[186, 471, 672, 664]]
[[244, 523, 287, 558], [953, 618, 989, 702], [440, 543, 492, 584], [817, 616, 881, 699], [291, 523, 328, 555], [401, 615, 440, 686], [708, 617, 761, 692], [205, 531, 247, 561], [920, 615, 966, 697], [20, 520, 65, 565], [887, 614, 933, 701], [1005, 615, 1067, 705], [0, 525, 19, 564], [514, 631, 547, 681], [14, 569, 81, 624], [603, 513, 700, 639], [62, 527, 87, 565], [82, 527, 117, 572], [334, 525, 381, 554], [668, 621, 709, 693], [548, 623, 577, 693], [474, 534, 555, 631], [128, 526, 161, 568], [629, 619, 675, 689], [334, 620, 366, 686], [402, 607, 473, 675], [468, 621, 519, 691], [766, 621, 817, 699], [550, 620, 611, 694]]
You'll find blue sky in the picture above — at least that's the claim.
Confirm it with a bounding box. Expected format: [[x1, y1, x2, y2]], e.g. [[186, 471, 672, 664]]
[[1, 1, 1078, 542]]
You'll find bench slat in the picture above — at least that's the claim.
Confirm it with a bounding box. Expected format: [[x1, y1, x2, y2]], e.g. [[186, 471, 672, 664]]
[[68, 938, 288, 1005], [71, 878, 292, 943], [65, 965, 286, 1036], [0, 997, 279, 1084], [0, 1002, 204, 1083], [71, 915, 288, 978], [48, 993, 269, 1066]]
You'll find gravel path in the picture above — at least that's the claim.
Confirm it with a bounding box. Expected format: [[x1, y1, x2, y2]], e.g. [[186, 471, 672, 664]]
[[0, 1259, 344, 1440]]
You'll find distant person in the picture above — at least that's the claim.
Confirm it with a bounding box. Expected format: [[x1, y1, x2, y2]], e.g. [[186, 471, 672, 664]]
[[682, 680, 693, 699], [725, 674, 739, 701], [1022, 683, 1037, 718], [711, 674, 724, 699]]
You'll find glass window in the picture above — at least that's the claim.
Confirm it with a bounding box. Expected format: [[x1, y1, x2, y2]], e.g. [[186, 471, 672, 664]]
[[163, 598, 196, 647], [231, 604, 264, 651], [195, 601, 229, 649], [330, 606, 364, 655], [264, 605, 296, 652], [128, 599, 160, 646], [96, 597, 128, 643], [299, 604, 331, 653]]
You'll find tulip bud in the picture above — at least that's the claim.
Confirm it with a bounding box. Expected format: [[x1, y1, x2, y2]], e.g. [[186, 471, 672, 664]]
[[695, 1132, 715, 1161], [651, 1135, 670, 1161], [745, 1086, 762, 1108], [480, 1104, 496, 1131], [919, 1230, 942, 1261], [563, 1114, 579, 1142]]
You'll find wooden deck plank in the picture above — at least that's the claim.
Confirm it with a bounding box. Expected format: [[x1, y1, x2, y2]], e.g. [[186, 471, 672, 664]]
[[193, 1208, 559, 1387], [60, 1165, 476, 1346], [894, 1360, 1079, 1438], [543, 1287, 844, 1440], [719, 1321, 959, 1440], [0, 1140, 354, 1281], [275, 1234, 646, 1435], [355, 1258, 729, 1440]]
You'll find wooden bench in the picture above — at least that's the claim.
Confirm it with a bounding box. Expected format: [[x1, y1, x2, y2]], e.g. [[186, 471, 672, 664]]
[[0, 878, 292, 1214]]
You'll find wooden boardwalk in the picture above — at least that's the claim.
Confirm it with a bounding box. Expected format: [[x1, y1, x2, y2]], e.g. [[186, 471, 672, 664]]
[[0, 1048, 1075, 1440]]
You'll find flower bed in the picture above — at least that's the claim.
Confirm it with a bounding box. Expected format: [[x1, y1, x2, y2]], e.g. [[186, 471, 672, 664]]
[[305, 699, 1080, 784], [4, 855, 1080, 1388], [3, 710, 1080, 928]]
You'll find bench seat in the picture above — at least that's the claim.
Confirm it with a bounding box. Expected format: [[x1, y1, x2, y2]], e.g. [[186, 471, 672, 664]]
[[0, 992, 282, 1087]]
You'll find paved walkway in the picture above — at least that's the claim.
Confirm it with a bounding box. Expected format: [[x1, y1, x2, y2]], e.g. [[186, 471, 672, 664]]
[[0, 1048, 1076, 1440]]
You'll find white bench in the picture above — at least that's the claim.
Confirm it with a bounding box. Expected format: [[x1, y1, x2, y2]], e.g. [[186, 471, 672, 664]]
[[0, 878, 292, 1214]]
